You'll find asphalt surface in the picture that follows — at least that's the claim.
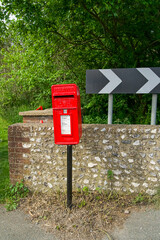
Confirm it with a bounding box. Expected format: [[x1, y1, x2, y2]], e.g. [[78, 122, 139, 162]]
[[0, 205, 58, 240], [104, 208, 160, 240], [0, 205, 160, 240]]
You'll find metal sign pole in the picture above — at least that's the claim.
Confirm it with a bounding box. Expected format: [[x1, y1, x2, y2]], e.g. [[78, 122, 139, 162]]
[[67, 145, 72, 208], [108, 94, 113, 124], [151, 94, 158, 125]]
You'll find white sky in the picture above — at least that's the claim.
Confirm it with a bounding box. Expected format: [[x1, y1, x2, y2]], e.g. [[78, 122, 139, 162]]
[[0, 1, 17, 20]]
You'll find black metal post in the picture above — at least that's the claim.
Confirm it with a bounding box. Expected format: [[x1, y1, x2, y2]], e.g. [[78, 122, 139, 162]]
[[67, 145, 72, 208]]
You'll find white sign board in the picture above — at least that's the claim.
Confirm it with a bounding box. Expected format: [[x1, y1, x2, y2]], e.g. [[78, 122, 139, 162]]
[[61, 115, 71, 135]]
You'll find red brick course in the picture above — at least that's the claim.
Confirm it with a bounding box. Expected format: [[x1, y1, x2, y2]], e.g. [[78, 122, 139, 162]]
[[8, 124, 31, 184]]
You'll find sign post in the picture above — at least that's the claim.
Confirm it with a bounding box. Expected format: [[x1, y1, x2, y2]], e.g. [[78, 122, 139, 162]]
[[108, 94, 113, 124], [67, 145, 72, 208], [86, 68, 160, 125], [151, 94, 158, 125]]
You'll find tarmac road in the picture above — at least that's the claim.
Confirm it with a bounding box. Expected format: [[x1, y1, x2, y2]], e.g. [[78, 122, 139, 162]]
[[111, 208, 160, 240], [0, 205, 58, 240], [0, 204, 160, 240]]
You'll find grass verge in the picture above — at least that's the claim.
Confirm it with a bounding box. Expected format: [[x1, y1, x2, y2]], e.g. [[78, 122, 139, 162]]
[[0, 114, 10, 203], [0, 141, 9, 203]]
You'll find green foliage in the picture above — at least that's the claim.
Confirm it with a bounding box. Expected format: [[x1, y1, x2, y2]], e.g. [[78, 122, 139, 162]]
[[95, 187, 102, 200], [0, 142, 9, 203], [0, 114, 10, 204], [56, 225, 61, 230], [132, 193, 154, 205], [107, 170, 114, 180], [4, 180, 29, 211], [0, 114, 8, 142], [1, 0, 160, 123], [78, 199, 86, 208], [133, 193, 145, 204], [82, 186, 89, 195], [95, 187, 102, 194], [1, 104, 38, 125]]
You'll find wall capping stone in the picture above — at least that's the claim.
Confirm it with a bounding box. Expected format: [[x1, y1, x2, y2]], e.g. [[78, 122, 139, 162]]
[[19, 109, 53, 123]]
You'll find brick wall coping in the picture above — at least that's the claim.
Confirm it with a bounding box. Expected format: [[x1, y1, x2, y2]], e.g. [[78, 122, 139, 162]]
[[19, 108, 53, 116]]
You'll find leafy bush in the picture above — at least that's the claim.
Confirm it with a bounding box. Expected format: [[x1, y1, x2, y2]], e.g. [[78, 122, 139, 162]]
[[1, 0, 160, 124], [5, 180, 29, 211]]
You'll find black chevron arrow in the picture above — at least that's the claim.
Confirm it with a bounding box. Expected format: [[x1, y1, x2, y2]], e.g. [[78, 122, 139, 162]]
[[86, 68, 160, 94]]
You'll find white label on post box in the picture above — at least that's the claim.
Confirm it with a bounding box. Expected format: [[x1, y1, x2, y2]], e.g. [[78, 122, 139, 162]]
[[61, 115, 71, 135]]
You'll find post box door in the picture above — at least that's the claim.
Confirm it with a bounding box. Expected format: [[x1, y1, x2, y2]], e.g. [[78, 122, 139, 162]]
[[53, 108, 79, 144]]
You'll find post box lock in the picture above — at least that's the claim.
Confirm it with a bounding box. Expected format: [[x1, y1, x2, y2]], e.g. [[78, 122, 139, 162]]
[[51, 84, 82, 145], [63, 109, 67, 114]]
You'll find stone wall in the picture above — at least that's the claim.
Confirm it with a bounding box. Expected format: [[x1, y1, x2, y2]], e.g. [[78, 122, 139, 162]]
[[8, 123, 160, 195]]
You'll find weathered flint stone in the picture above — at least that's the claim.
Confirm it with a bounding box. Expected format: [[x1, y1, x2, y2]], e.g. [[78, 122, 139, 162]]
[[122, 140, 132, 144], [8, 123, 160, 195]]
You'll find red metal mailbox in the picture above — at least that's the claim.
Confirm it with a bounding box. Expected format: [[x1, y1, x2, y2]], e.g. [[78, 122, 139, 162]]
[[51, 84, 82, 145]]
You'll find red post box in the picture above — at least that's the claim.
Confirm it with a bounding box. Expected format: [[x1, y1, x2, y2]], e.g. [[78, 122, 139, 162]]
[[51, 84, 82, 145]]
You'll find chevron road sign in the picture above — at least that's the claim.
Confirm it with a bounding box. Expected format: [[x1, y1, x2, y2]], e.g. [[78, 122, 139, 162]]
[[86, 67, 160, 125], [86, 68, 160, 94]]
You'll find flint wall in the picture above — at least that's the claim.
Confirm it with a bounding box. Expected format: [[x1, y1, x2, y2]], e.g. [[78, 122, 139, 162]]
[[8, 123, 160, 195]]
